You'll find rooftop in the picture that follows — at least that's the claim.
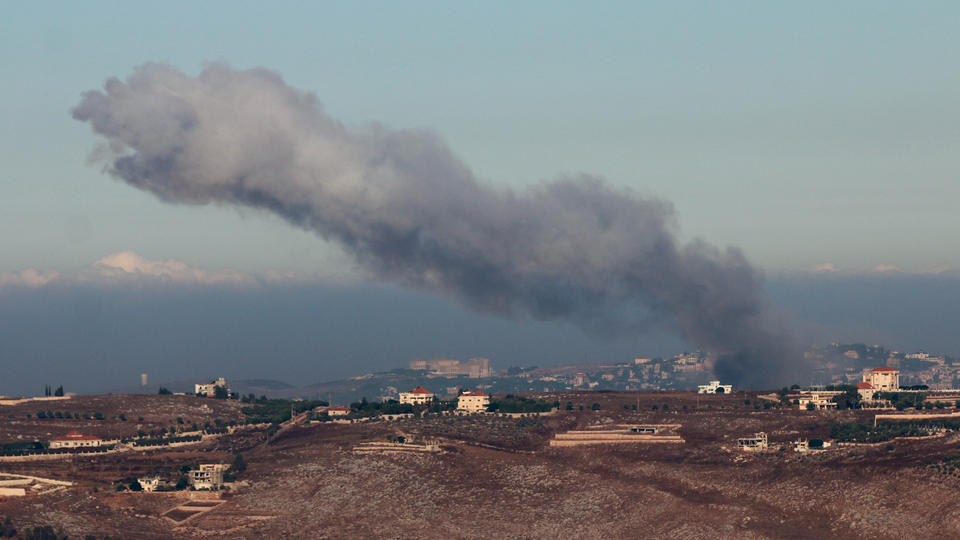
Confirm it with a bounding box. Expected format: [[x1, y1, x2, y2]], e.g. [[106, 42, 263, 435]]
[[871, 366, 899, 373], [410, 386, 433, 394]]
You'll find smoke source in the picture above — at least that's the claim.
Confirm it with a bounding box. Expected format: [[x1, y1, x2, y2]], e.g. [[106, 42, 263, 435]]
[[73, 62, 802, 387]]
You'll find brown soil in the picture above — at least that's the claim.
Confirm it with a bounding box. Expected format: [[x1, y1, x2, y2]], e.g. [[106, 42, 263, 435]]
[[2, 391, 959, 539]]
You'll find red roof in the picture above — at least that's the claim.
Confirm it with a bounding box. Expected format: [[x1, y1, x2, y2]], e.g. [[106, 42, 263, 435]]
[[871, 366, 899, 372], [461, 390, 487, 397], [411, 386, 432, 394], [856, 382, 874, 389], [51, 430, 101, 442], [329, 406, 349, 411]]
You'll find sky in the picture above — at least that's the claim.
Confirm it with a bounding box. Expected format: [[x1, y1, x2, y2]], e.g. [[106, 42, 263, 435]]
[[1, 2, 959, 393]]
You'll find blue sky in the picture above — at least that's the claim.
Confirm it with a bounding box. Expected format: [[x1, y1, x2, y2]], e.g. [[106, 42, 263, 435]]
[[2, 1, 959, 274], [2, 3, 960, 393]]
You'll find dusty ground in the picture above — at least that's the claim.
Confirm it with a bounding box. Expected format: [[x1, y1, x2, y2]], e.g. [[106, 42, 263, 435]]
[[0, 394, 244, 442], [2, 391, 960, 539]]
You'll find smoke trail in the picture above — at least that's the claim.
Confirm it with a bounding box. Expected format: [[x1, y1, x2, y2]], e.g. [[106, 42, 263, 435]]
[[73, 62, 802, 387]]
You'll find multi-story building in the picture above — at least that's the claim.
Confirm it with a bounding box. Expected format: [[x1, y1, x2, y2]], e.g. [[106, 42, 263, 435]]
[[456, 390, 490, 413], [190, 464, 228, 490], [409, 358, 491, 378], [195, 377, 230, 397], [863, 366, 899, 391], [399, 386, 435, 406]]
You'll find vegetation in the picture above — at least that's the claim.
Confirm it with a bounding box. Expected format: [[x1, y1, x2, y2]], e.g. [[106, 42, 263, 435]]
[[241, 399, 327, 424], [486, 395, 553, 413], [875, 391, 926, 410], [831, 417, 960, 443], [350, 398, 415, 417], [133, 434, 202, 447], [158, 387, 172, 395]]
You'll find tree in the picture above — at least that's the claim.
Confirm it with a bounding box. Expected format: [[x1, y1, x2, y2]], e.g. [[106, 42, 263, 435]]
[[158, 387, 172, 395], [231, 453, 247, 473], [213, 385, 229, 399], [715, 387, 724, 394], [54, 386, 64, 397], [175, 477, 189, 490], [565, 401, 574, 411], [128, 479, 143, 492], [591, 403, 601, 411]]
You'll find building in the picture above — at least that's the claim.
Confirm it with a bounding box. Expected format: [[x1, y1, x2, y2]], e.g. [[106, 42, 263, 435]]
[[797, 393, 838, 410], [863, 367, 899, 391], [327, 406, 350, 416], [737, 432, 768, 451], [408, 357, 491, 378], [456, 390, 490, 413], [698, 380, 733, 394], [49, 431, 102, 449], [195, 377, 230, 397], [399, 386, 435, 406], [190, 464, 228, 490], [856, 381, 876, 401], [137, 476, 162, 492]]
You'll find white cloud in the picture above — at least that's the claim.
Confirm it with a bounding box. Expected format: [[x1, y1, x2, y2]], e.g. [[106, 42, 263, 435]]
[[811, 263, 839, 273], [0, 268, 59, 288], [871, 264, 901, 273], [90, 251, 250, 285], [0, 251, 352, 290]]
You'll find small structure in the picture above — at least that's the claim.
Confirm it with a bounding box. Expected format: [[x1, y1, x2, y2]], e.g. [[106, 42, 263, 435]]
[[698, 380, 733, 394], [189, 464, 228, 490], [399, 386, 435, 406], [863, 367, 899, 391], [737, 432, 768, 451], [797, 393, 838, 410], [49, 430, 102, 449], [195, 377, 230, 397], [456, 390, 490, 413], [630, 426, 659, 434], [138, 476, 162, 492], [856, 381, 876, 401], [327, 406, 350, 416]]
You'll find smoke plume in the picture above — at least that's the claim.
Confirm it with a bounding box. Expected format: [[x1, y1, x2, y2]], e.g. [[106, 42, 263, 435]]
[[73, 62, 802, 387]]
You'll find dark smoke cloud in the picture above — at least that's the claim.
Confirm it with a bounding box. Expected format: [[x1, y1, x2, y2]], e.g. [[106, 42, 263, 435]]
[[73, 62, 802, 387]]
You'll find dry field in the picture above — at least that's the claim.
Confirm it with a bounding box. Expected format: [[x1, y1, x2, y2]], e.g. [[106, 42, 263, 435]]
[[2, 391, 960, 539]]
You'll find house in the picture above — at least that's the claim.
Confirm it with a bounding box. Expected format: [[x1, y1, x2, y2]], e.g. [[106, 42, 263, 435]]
[[797, 393, 838, 410], [327, 406, 350, 416], [49, 431, 102, 449], [195, 377, 230, 397], [863, 367, 899, 391], [698, 380, 733, 394], [189, 464, 229, 490], [137, 476, 162, 492], [456, 390, 489, 413], [856, 381, 876, 401], [399, 386, 435, 406], [737, 432, 768, 451]]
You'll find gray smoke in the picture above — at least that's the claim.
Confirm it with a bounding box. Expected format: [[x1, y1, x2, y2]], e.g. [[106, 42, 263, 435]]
[[73, 62, 802, 387]]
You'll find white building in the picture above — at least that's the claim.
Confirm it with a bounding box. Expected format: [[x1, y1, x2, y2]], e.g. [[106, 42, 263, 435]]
[[737, 432, 768, 451], [797, 393, 837, 410], [137, 476, 162, 492], [863, 367, 899, 391], [399, 386, 435, 406], [698, 380, 733, 394], [49, 431, 102, 449], [856, 381, 876, 401], [195, 377, 230, 397], [327, 406, 350, 416], [190, 464, 228, 490], [456, 390, 490, 413]]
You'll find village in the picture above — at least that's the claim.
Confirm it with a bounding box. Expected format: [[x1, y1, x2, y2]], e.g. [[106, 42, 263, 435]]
[[4, 359, 960, 537]]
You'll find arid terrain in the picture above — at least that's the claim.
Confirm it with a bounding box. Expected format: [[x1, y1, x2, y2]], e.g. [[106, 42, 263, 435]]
[[2, 391, 960, 539]]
